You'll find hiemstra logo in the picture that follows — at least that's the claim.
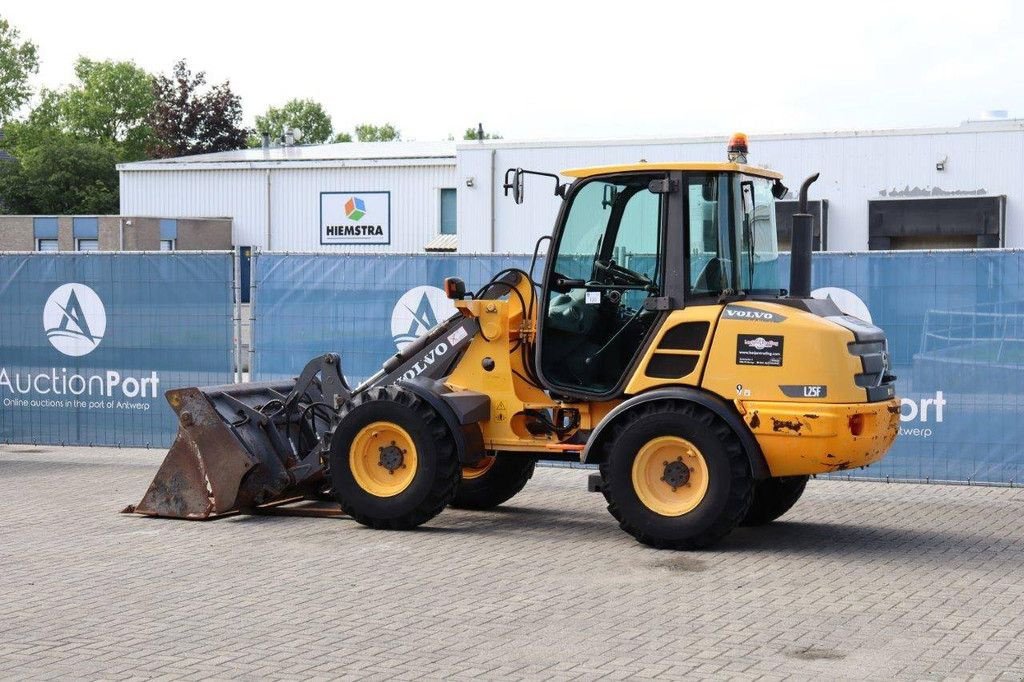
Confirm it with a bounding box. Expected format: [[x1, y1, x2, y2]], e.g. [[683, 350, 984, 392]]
[[345, 197, 366, 221], [43, 283, 106, 357], [391, 286, 456, 350], [321, 192, 390, 244]]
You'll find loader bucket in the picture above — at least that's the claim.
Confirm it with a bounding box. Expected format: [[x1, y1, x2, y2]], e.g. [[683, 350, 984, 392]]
[[133, 387, 263, 518], [126, 310, 482, 521], [128, 355, 351, 519]]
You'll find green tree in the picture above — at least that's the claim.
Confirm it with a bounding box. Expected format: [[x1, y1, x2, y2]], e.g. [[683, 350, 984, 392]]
[[60, 57, 154, 160], [0, 88, 64, 153], [252, 98, 333, 146], [0, 17, 38, 122], [332, 131, 353, 143], [463, 124, 502, 140], [0, 59, 154, 162], [354, 123, 400, 142], [148, 59, 249, 158], [0, 140, 119, 213]]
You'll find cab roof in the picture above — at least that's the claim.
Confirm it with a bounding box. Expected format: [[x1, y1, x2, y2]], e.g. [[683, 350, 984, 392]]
[[560, 162, 783, 180]]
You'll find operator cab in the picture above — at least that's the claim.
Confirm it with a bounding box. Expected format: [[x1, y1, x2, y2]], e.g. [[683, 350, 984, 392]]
[[536, 150, 787, 399]]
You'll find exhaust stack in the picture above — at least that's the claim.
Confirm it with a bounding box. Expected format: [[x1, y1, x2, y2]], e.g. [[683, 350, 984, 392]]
[[789, 173, 819, 298]]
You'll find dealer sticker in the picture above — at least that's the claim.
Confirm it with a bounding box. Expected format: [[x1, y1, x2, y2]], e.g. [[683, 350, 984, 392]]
[[736, 334, 784, 367], [447, 327, 468, 346]]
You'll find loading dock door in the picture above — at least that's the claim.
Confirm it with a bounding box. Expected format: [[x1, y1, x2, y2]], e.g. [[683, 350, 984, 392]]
[[869, 196, 1005, 250], [776, 200, 828, 251]]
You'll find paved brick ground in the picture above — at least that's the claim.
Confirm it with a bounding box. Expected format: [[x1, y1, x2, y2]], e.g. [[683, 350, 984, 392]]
[[1, 444, 1023, 680]]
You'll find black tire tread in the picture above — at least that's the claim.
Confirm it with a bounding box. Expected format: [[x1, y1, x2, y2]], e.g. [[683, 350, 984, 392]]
[[599, 400, 753, 550], [740, 475, 809, 526], [450, 453, 536, 510], [330, 385, 460, 530]]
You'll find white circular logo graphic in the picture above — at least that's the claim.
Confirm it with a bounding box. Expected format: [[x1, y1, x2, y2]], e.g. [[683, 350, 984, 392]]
[[43, 283, 107, 356], [811, 286, 872, 323], [391, 285, 456, 350]]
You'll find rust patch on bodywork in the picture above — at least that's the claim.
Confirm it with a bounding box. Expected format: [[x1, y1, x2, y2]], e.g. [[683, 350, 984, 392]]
[[771, 417, 804, 434], [749, 411, 760, 429]]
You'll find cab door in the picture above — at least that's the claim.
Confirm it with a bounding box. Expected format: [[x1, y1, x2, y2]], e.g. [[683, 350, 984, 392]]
[[537, 173, 669, 398]]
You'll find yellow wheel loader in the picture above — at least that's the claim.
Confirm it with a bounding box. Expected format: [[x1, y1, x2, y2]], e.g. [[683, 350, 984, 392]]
[[128, 135, 899, 549]]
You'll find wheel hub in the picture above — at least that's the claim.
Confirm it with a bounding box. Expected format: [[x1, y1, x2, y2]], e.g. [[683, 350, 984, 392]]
[[631, 436, 709, 517], [660, 456, 691, 491], [378, 442, 406, 474]]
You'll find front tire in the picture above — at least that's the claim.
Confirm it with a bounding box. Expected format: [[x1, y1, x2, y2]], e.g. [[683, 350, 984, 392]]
[[740, 475, 809, 526], [600, 401, 752, 550], [329, 386, 460, 530], [451, 452, 536, 510]]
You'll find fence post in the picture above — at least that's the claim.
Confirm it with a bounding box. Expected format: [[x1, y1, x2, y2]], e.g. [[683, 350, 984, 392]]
[[234, 248, 243, 383], [248, 249, 258, 382]]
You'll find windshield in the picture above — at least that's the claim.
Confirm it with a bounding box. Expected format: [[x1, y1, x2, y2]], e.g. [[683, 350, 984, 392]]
[[688, 173, 780, 295]]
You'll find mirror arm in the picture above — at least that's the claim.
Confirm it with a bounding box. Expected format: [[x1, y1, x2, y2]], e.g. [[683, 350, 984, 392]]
[[503, 167, 569, 204]]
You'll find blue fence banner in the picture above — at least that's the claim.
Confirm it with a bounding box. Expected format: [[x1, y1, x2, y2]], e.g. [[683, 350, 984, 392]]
[[251, 250, 1024, 486], [0, 252, 235, 447], [251, 253, 534, 382], [807, 250, 1024, 485]]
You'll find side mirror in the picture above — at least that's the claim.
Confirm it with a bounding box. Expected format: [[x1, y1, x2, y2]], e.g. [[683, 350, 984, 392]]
[[601, 184, 618, 210], [502, 167, 566, 204], [503, 168, 525, 204], [771, 179, 789, 200]]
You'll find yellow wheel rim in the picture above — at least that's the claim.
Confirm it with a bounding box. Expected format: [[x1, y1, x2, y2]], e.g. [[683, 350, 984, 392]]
[[631, 436, 709, 517], [462, 454, 496, 481], [349, 421, 418, 497]]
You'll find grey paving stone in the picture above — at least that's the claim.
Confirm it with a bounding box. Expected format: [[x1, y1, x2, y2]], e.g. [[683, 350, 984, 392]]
[[1, 444, 1023, 680]]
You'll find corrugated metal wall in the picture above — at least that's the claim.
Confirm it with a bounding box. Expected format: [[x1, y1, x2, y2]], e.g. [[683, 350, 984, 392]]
[[268, 163, 457, 251], [120, 163, 458, 251], [121, 127, 1024, 254], [458, 128, 1024, 253], [119, 169, 268, 247]]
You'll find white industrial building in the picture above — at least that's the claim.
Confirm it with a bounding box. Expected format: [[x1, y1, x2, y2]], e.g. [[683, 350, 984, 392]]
[[118, 118, 1024, 253]]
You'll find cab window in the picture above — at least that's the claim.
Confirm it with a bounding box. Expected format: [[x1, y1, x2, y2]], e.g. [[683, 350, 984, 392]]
[[541, 174, 664, 395]]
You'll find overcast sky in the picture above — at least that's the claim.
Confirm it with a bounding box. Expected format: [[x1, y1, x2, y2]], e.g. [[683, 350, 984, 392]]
[[5, 0, 1023, 141]]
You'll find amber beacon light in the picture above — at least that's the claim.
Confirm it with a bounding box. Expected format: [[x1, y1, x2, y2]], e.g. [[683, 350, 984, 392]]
[[727, 132, 749, 162]]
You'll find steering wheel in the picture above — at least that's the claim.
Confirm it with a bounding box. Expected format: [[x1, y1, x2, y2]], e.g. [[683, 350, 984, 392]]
[[593, 258, 651, 288]]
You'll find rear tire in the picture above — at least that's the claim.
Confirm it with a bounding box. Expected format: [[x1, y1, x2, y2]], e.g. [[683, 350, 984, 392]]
[[450, 452, 536, 510], [600, 401, 752, 550], [740, 475, 809, 526], [329, 385, 460, 530]]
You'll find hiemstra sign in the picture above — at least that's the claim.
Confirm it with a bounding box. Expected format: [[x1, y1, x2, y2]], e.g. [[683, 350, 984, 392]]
[[320, 191, 391, 245]]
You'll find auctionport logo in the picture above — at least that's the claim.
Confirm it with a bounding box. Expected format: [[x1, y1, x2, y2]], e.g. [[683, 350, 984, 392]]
[[345, 197, 366, 221], [43, 283, 106, 357], [391, 286, 456, 350]]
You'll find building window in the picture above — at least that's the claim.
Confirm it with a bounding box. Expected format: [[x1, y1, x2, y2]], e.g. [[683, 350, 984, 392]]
[[33, 216, 59, 249], [160, 219, 178, 250], [440, 188, 457, 235], [73, 216, 99, 250]]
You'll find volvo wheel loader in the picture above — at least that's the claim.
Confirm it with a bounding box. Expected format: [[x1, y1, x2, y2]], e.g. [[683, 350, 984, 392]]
[[127, 134, 899, 549]]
